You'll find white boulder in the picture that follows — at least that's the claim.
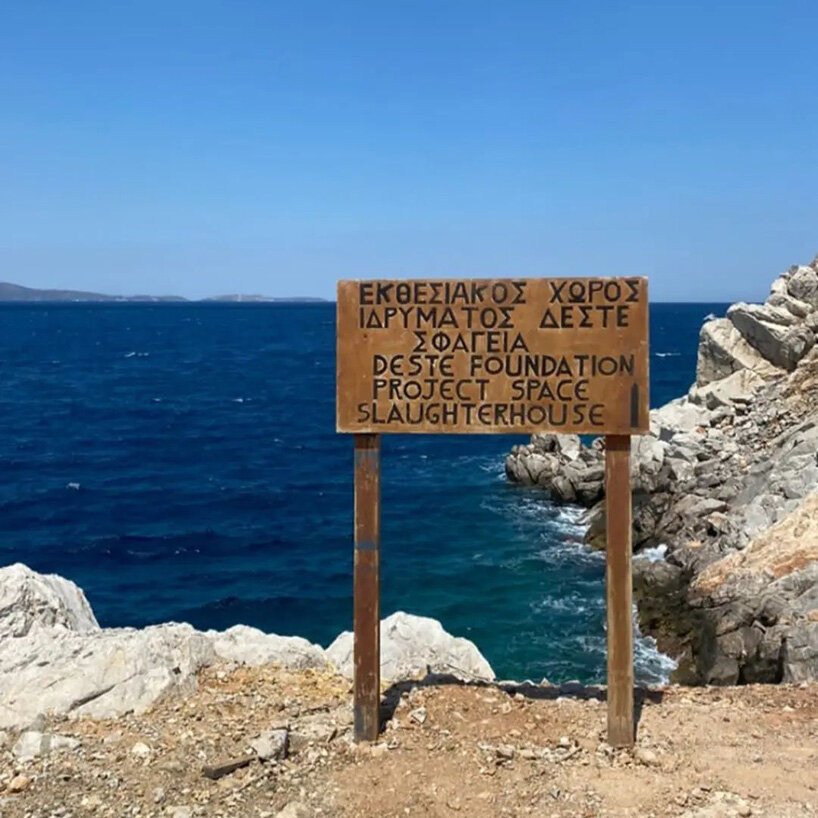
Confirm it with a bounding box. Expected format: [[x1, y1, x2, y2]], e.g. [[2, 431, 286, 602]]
[[0, 623, 214, 729], [728, 303, 814, 371], [787, 265, 818, 309], [206, 625, 326, 669], [696, 318, 780, 386], [326, 611, 495, 682], [12, 730, 80, 761], [690, 369, 765, 410], [0, 563, 99, 638]]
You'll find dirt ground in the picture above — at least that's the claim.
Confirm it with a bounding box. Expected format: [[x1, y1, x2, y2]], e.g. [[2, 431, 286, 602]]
[[1, 665, 816, 818]]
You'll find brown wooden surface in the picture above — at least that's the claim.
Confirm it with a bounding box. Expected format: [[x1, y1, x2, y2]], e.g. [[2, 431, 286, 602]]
[[605, 434, 634, 747], [202, 755, 256, 780], [353, 434, 381, 742], [337, 277, 649, 435]]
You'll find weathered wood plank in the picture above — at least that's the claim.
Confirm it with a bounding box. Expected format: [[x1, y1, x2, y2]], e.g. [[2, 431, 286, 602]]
[[605, 434, 634, 747], [337, 277, 649, 435], [353, 434, 381, 742]]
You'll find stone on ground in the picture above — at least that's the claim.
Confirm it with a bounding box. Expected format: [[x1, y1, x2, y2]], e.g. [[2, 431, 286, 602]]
[[326, 611, 495, 682]]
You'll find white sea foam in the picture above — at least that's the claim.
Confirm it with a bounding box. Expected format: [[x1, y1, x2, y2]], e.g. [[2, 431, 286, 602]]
[[124, 351, 150, 358], [704, 312, 717, 321], [635, 544, 668, 563], [654, 352, 681, 358], [66, 482, 81, 491], [634, 617, 678, 684]]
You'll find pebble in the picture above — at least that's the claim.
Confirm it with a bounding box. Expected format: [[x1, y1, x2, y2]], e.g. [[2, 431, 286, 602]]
[[131, 742, 152, 759], [249, 728, 289, 761], [635, 747, 660, 767], [7, 774, 31, 793], [409, 707, 427, 725], [276, 803, 310, 818], [81, 794, 103, 810]]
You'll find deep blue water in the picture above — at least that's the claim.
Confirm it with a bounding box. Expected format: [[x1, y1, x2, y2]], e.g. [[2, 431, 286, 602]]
[[0, 302, 726, 683]]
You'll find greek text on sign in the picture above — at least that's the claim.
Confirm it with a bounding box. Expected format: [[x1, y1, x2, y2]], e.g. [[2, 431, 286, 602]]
[[336, 277, 650, 435]]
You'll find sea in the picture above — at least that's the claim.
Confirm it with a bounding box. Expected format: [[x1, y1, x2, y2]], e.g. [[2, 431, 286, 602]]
[[0, 302, 726, 684]]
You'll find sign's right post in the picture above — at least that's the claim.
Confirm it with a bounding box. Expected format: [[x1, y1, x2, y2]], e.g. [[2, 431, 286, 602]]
[[605, 434, 634, 747]]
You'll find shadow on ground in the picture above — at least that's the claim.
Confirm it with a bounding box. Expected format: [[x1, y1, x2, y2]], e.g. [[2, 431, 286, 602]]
[[380, 672, 665, 738]]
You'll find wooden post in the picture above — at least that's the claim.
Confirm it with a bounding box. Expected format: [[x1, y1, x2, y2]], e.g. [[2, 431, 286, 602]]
[[605, 434, 634, 747], [353, 434, 381, 742]]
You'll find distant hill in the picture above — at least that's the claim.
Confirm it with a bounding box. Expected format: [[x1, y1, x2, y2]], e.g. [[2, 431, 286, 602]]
[[0, 282, 326, 303]]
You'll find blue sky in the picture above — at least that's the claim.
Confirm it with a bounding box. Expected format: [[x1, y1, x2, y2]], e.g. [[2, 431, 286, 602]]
[[1, 1, 817, 300]]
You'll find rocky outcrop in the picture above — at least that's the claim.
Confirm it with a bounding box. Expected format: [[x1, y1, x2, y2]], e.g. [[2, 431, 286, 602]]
[[0, 564, 98, 638], [0, 623, 215, 729], [696, 318, 782, 385], [326, 611, 495, 682], [206, 625, 327, 669], [726, 302, 814, 371], [688, 493, 818, 684], [506, 255, 818, 684], [0, 564, 493, 728]]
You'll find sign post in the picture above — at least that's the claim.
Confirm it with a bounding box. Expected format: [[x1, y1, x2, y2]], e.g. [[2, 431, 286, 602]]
[[605, 434, 634, 746], [353, 433, 381, 742], [337, 277, 648, 747]]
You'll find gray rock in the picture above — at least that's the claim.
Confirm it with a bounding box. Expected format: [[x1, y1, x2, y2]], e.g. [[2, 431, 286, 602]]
[[728, 303, 814, 370], [651, 398, 710, 436], [0, 623, 215, 729], [767, 290, 813, 319], [206, 625, 326, 669], [696, 318, 780, 386], [275, 804, 310, 818], [12, 730, 80, 761], [249, 728, 288, 761], [787, 265, 818, 309], [0, 563, 99, 638], [782, 621, 818, 682], [690, 369, 765, 411], [326, 611, 495, 682]]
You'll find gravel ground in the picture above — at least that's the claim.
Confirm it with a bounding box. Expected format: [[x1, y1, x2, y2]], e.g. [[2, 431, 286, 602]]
[[1, 665, 816, 818]]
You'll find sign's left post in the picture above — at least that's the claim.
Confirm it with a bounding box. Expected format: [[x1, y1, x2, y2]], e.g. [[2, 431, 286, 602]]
[[353, 433, 381, 742]]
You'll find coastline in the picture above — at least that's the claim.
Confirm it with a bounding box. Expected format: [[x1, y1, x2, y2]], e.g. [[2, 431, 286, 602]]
[[505, 256, 818, 685]]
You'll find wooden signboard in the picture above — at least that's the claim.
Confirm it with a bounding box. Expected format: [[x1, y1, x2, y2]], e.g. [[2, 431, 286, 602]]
[[337, 277, 649, 747]]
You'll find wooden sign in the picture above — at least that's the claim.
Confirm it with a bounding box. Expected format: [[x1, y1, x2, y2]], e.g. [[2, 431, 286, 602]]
[[337, 276, 648, 750], [337, 277, 649, 435]]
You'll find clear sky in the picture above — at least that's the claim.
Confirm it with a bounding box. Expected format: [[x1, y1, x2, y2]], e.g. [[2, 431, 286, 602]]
[[2, 1, 817, 301]]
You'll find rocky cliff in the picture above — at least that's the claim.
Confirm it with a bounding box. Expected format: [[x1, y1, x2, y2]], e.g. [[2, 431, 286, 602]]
[[506, 257, 818, 685]]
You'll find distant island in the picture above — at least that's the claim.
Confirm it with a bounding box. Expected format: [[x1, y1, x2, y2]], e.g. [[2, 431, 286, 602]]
[[0, 282, 327, 303]]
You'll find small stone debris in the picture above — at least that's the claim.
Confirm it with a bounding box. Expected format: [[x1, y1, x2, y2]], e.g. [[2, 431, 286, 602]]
[[6, 774, 31, 793], [479, 742, 516, 763], [408, 707, 427, 725], [130, 741, 152, 759], [249, 728, 289, 761], [80, 794, 103, 810], [275, 802, 311, 818], [12, 730, 80, 761], [634, 747, 660, 767]]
